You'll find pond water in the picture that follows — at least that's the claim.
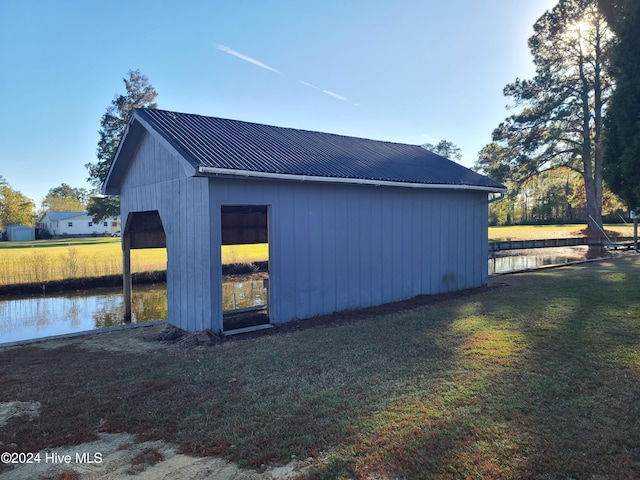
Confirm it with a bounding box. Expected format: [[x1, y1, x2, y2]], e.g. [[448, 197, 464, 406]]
[[0, 274, 267, 345], [489, 245, 607, 274], [1, 247, 608, 345]]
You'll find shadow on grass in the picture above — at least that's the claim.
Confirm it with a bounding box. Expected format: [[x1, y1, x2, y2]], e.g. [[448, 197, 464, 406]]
[[323, 256, 640, 479], [1, 256, 640, 479]]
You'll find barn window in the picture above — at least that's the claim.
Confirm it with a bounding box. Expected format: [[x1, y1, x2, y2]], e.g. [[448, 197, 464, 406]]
[[88, 222, 93, 227], [68, 222, 73, 227], [104, 222, 109, 227]]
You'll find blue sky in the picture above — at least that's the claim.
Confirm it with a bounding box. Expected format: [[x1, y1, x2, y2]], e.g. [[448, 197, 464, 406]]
[[0, 0, 558, 205]]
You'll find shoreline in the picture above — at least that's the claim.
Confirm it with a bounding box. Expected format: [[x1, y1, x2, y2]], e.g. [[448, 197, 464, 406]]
[[0, 261, 269, 296], [0, 271, 165, 297]]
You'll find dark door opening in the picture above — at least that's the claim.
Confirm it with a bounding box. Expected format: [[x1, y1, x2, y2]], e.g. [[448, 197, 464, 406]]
[[122, 210, 167, 323], [220, 205, 270, 332]]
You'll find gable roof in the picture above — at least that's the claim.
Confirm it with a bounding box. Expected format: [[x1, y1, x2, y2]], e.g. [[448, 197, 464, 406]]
[[40, 212, 87, 222], [104, 109, 506, 194]]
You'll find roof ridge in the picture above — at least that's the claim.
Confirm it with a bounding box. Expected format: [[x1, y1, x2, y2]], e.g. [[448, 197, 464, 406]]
[[137, 108, 425, 148], [109, 109, 506, 193]]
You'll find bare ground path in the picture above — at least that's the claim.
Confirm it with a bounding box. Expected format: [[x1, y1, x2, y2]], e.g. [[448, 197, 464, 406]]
[[0, 326, 306, 480], [0, 430, 300, 479]]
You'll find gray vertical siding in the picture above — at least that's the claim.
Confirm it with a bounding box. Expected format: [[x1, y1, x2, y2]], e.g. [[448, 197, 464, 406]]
[[117, 132, 489, 332], [210, 177, 489, 327], [118, 132, 217, 331]]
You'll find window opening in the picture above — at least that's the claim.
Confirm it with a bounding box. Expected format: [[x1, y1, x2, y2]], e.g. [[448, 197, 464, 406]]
[[220, 205, 270, 333]]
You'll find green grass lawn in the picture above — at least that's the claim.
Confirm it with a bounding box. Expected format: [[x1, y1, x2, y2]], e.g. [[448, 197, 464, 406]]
[[2, 255, 640, 478]]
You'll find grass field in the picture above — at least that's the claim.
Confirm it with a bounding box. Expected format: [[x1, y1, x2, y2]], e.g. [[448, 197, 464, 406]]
[[488, 223, 635, 241], [0, 238, 268, 286], [1, 254, 639, 478], [0, 224, 634, 286]]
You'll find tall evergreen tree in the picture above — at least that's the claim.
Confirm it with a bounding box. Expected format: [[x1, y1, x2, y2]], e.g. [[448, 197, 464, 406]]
[[602, 0, 640, 212], [85, 70, 158, 222], [489, 0, 613, 233]]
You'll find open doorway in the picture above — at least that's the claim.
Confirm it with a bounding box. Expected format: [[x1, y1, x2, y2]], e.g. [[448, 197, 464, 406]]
[[220, 205, 270, 333], [122, 210, 167, 323]]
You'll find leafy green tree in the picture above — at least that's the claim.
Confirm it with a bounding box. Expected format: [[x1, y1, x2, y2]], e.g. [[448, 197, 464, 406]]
[[483, 165, 625, 226], [85, 69, 158, 222], [86, 195, 120, 223], [41, 183, 88, 212], [489, 0, 613, 233], [602, 0, 640, 212], [422, 140, 462, 162], [0, 184, 35, 228]]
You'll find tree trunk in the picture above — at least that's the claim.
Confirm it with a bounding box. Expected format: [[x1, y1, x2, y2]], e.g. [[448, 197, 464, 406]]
[[584, 174, 603, 234], [578, 31, 604, 235]]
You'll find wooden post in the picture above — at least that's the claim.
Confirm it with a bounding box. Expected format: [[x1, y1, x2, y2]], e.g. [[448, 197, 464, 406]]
[[634, 215, 638, 250], [123, 231, 132, 323]]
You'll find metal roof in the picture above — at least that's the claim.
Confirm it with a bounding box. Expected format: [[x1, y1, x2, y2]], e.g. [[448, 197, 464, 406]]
[[41, 212, 86, 221], [106, 108, 506, 193]]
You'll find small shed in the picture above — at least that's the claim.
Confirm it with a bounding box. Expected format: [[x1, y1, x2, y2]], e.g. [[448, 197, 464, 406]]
[[103, 109, 506, 333], [5, 224, 35, 242]]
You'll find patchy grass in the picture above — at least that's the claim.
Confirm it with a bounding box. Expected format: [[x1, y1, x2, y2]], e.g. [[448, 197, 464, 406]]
[[0, 239, 268, 286], [2, 255, 640, 478]]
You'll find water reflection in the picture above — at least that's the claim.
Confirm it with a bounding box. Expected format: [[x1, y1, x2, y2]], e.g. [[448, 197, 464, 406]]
[[0, 274, 268, 345], [222, 273, 268, 311], [489, 245, 607, 274], [0, 284, 167, 345]]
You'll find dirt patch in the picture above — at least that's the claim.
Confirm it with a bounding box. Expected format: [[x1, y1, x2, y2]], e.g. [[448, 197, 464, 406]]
[[156, 324, 223, 347], [8, 323, 169, 353], [0, 432, 303, 479], [0, 401, 40, 427]]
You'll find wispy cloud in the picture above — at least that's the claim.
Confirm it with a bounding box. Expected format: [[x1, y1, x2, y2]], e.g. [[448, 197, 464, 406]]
[[216, 44, 280, 74], [299, 80, 319, 89], [301, 80, 352, 103], [215, 48, 358, 106], [322, 90, 349, 102]]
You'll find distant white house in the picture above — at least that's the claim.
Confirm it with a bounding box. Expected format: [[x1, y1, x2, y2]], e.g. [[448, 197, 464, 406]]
[[37, 212, 121, 237]]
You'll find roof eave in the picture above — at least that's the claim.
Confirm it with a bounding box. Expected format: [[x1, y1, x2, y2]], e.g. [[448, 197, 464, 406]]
[[197, 166, 507, 193], [102, 116, 145, 195], [102, 111, 201, 195]]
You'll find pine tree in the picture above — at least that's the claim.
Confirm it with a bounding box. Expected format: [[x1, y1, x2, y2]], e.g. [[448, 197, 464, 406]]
[[490, 0, 613, 232], [85, 70, 158, 222]]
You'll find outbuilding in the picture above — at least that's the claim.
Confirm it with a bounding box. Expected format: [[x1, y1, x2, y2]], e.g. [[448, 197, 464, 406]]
[[103, 109, 506, 333], [5, 224, 35, 242]]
